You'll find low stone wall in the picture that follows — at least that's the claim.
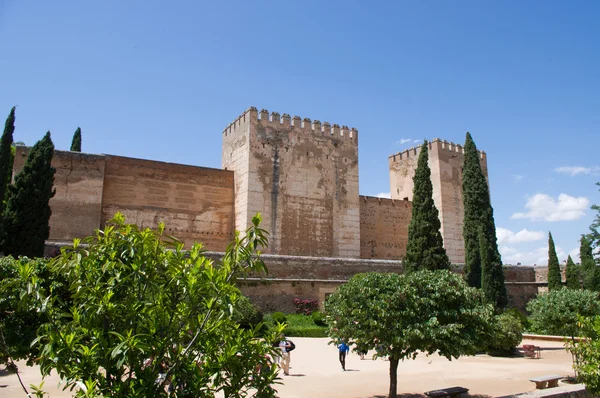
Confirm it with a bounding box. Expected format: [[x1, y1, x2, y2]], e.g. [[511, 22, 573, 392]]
[[204, 252, 545, 313], [44, 245, 546, 313]]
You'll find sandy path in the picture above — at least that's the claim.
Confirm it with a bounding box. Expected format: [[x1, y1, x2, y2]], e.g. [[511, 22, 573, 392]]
[[0, 338, 575, 397]]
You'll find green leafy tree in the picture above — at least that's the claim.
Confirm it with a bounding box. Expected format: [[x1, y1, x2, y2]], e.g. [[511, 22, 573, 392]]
[[486, 311, 523, 356], [565, 255, 580, 289], [232, 295, 264, 330], [589, 182, 600, 258], [547, 232, 562, 290], [32, 213, 282, 397], [325, 270, 494, 398], [70, 127, 82, 152], [0, 256, 69, 367], [566, 315, 600, 394], [526, 288, 600, 338], [403, 141, 450, 272], [462, 132, 506, 308], [0, 107, 15, 213], [0, 132, 56, 257], [581, 235, 600, 291]]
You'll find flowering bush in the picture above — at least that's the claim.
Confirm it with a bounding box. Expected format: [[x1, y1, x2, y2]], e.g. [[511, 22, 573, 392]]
[[293, 298, 318, 315]]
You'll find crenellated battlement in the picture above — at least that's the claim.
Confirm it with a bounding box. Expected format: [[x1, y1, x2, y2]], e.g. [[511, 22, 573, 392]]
[[222, 106, 256, 137], [388, 138, 486, 163], [360, 195, 411, 206], [223, 107, 358, 142]]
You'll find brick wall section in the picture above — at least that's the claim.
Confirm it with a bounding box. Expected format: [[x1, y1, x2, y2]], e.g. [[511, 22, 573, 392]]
[[13, 148, 106, 241], [222, 107, 360, 258], [389, 139, 489, 264], [100, 155, 235, 250], [359, 196, 411, 259]]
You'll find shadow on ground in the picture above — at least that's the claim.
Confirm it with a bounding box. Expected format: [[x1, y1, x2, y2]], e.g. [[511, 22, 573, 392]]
[[0, 368, 13, 377]]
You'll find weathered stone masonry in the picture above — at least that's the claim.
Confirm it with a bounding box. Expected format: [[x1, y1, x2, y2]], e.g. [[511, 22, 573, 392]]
[[18, 106, 551, 312]]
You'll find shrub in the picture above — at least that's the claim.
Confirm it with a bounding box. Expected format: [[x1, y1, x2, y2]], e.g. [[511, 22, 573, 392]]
[[0, 256, 70, 366], [284, 327, 328, 337], [30, 213, 284, 397], [527, 288, 600, 337], [503, 308, 530, 331], [272, 311, 287, 324], [566, 315, 600, 394], [311, 310, 327, 326], [232, 295, 263, 330], [486, 312, 523, 356], [293, 298, 318, 315]]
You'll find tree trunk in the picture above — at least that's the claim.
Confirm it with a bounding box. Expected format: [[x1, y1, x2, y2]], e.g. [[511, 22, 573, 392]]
[[389, 356, 399, 398]]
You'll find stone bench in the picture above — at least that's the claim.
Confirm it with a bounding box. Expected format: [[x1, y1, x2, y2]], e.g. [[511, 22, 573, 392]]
[[425, 386, 469, 398], [529, 375, 563, 389]]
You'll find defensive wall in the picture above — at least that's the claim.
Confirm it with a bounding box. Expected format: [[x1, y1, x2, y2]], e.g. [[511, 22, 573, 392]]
[[222, 107, 360, 258], [15, 104, 553, 314], [389, 138, 488, 264], [202, 251, 547, 313], [14, 147, 236, 251]]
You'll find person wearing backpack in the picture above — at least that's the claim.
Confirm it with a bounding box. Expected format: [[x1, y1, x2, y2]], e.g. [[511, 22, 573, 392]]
[[337, 340, 350, 371], [278, 335, 294, 375]]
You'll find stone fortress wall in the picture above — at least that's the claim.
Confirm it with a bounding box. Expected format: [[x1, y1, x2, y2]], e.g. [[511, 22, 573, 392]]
[[222, 107, 360, 258], [13, 148, 236, 251], [16, 106, 553, 312]]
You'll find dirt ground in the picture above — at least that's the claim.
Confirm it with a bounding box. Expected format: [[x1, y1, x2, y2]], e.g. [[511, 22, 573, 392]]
[[0, 338, 576, 398]]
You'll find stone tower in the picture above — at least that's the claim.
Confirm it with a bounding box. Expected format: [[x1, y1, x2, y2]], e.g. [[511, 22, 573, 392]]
[[222, 107, 360, 258], [388, 139, 488, 264]]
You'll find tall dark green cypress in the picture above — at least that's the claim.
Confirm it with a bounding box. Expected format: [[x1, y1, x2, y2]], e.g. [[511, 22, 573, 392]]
[[462, 132, 507, 308], [0, 107, 16, 213], [70, 127, 82, 152], [565, 255, 580, 289], [0, 132, 56, 257], [547, 232, 562, 290], [581, 235, 600, 291], [403, 141, 450, 272]]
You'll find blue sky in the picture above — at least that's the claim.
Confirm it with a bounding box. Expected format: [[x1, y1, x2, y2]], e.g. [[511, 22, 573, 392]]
[[1, 1, 598, 265]]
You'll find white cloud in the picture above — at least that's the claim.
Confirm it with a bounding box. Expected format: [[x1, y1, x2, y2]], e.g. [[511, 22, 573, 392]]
[[499, 245, 518, 255], [397, 138, 422, 145], [568, 247, 580, 262], [554, 166, 593, 176], [513, 175, 524, 182], [501, 245, 551, 266], [501, 244, 578, 266], [511, 193, 590, 222], [375, 192, 391, 198], [497, 227, 545, 244]]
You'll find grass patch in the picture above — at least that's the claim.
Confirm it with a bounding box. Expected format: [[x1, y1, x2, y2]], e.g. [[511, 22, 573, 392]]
[[264, 313, 328, 338]]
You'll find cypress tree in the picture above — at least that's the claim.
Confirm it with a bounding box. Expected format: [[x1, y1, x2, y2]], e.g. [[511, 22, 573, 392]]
[[565, 255, 580, 289], [547, 232, 562, 290], [70, 127, 82, 152], [462, 132, 487, 287], [404, 141, 450, 272], [478, 221, 508, 308], [581, 235, 600, 291], [0, 132, 56, 257], [462, 132, 507, 308], [0, 107, 16, 213]]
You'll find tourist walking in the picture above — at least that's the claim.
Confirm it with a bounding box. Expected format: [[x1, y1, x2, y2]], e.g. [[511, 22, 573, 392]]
[[338, 340, 349, 371], [279, 335, 293, 375]]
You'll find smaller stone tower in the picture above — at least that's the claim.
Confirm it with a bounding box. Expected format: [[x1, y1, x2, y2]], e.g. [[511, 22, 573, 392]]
[[222, 107, 360, 258], [388, 139, 488, 264]]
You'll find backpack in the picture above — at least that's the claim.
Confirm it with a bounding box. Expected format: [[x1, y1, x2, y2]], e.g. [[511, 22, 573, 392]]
[[286, 340, 296, 352]]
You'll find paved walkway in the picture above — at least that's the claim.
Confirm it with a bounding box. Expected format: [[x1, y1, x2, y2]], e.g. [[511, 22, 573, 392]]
[[0, 338, 576, 397]]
